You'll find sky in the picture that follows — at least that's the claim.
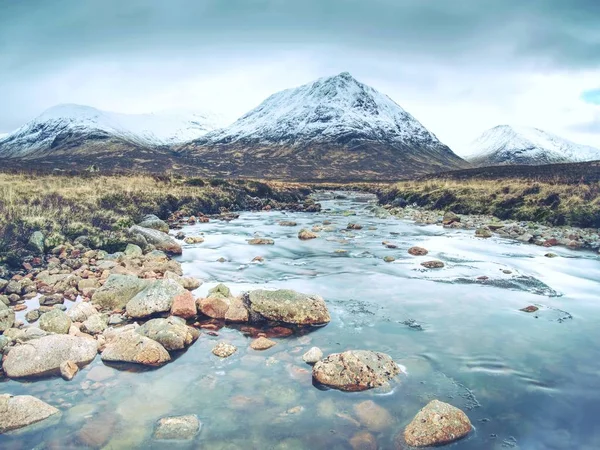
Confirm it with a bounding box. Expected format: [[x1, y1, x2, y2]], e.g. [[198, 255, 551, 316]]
[[1, 0, 600, 154]]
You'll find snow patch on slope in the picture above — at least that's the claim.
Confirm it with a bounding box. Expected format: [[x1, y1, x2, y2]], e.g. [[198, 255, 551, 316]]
[[464, 125, 600, 165]]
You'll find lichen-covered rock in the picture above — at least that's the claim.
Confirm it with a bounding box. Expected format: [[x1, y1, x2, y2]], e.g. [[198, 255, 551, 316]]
[[124, 243, 143, 257], [81, 314, 109, 335], [101, 331, 170, 366], [92, 274, 149, 310], [312, 350, 399, 391], [67, 302, 99, 322], [138, 214, 169, 233], [402, 400, 472, 447], [0, 302, 15, 332], [28, 231, 45, 255], [135, 316, 199, 351], [154, 414, 201, 440], [475, 227, 493, 238], [39, 309, 71, 334], [126, 279, 186, 319], [212, 342, 237, 358], [3, 335, 97, 378], [244, 289, 330, 326], [0, 394, 60, 433], [129, 225, 181, 255]]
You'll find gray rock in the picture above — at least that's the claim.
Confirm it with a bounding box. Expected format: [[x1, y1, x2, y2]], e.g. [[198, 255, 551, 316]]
[[4, 280, 22, 295], [3, 334, 97, 378], [244, 289, 330, 326], [25, 309, 40, 323], [0, 302, 15, 332], [126, 279, 186, 319], [92, 274, 149, 310], [163, 271, 202, 291], [39, 294, 64, 306], [302, 347, 323, 364], [3, 327, 48, 342], [138, 215, 169, 233], [0, 335, 10, 352], [67, 302, 99, 322], [129, 225, 182, 255], [39, 309, 71, 334], [154, 414, 201, 440], [135, 316, 199, 351], [124, 244, 143, 257], [101, 331, 170, 366], [312, 350, 400, 391], [0, 394, 60, 433], [81, 314, 109, 335], [28, 231, 45, 255], [0, 295, 8, 306]]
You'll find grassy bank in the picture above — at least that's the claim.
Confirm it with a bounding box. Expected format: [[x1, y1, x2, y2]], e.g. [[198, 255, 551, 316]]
[[0, 173, 313, 265], [378, 179, 600, 228]]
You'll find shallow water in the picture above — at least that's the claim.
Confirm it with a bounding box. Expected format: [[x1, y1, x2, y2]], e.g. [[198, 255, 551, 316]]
[[2, 191, 600, 449]]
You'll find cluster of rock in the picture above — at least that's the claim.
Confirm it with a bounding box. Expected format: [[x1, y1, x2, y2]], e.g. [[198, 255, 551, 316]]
[[385, 206, 600, 252]]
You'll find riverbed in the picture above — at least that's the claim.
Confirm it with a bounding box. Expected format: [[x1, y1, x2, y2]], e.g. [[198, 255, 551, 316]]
[[2, 191, 600, 449]]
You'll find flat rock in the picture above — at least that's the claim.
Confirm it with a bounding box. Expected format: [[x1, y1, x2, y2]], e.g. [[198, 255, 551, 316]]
[[312, 350, 399, 392], [244, 289, 330, 326], [3, 335, 97, 378], [92, 274, 149, 310], [154, 414, 201, 440], [101, 331, 170, 366], [138, 215, 169, 233], [126, 279, 186, 319], [129, 225, 182, 254], [0, 394, 60, 434], [403, 400, 472, 447], [136, 316, 199, 351]]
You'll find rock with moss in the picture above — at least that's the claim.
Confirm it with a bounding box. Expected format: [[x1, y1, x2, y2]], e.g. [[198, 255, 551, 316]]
[[28, 231, 45, 255], [92, 274, 149, 311], [39, 309, 71, 334], [126, 279, 186, 319], [475, 227, 493, 238], [124, 244, 143, 257], [135, 316, 199, 351], [138, 214, 169, 233], [244, 289, 330, 326]]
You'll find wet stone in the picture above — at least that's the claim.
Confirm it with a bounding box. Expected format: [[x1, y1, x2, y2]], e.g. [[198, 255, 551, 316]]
[[402, 400, 472, 447]]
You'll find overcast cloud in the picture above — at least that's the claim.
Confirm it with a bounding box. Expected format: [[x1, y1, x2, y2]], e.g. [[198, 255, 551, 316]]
[[1, 0, 600, 152]]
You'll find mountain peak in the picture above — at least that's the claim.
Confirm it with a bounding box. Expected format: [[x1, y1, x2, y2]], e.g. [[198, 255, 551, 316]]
[[464, 125, 600, 166]]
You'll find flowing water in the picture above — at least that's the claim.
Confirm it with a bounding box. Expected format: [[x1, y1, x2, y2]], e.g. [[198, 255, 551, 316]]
[[2, 192, 600, 449]]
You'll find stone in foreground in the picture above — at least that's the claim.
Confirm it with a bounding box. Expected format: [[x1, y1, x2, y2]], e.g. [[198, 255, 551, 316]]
[[312, 350, 399, 391], [3, 335, 97, 378], [101, 332, 170, 366], [403, 400, 472, 447], [212, 342, 237, 358], [154, 414, 201, 440], [244, 289, 330, 326], [0, 394, 60, 434]]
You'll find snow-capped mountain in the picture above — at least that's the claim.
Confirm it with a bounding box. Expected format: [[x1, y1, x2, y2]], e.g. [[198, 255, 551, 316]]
[[0, 104, 223, 158], [180, 72, 466, 180], [465, 125, 600, 166]]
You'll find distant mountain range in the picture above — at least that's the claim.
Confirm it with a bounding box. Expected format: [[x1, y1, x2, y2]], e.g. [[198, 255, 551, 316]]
[[1, 74, 598, 179], [464, 125, 600, 167]]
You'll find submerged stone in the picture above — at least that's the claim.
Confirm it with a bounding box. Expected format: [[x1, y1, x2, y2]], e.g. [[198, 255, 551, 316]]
[[0, 394, 60, 434], [101, 332, 170, 366], [154, 414, 201, 440]]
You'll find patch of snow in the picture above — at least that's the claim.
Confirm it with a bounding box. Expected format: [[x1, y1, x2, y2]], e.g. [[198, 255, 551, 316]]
[[464, 125, 600, 164]]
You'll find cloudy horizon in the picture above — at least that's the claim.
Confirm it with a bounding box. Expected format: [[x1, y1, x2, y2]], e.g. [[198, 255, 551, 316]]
[[1, 0, 600, 154]]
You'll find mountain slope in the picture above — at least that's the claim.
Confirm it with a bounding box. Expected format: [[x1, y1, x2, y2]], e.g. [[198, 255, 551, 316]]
[[179, 72, 467, 181], [0, 104, 222, 159], [465, 125, 600, 166]]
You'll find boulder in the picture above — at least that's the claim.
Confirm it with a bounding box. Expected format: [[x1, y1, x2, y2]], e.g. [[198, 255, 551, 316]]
[[28, 231, 45, 255], [302, 347, 323, 364], [39, 309, 72, 334], [442, 211, 460, 225], [129, 225, 182, 255], [250, 337, 276, 350], [135, 317, 199, 351], [403, 400, 472, 447], [312, 350, 400, 392], [170, 291, 197, 319], [124, 244, 143, 257], [101, 331, 170, 366], [126, 279, 186, 319], [138, 214, 169, 233], [408, 246, 428, 256], [3, 335, 97, 378], [421, 260, 445, 269], [0, 302, 15, 332], [92, 274, 149, 310], [154, 414, 201, 440], [244, 289, 330, 326], [0, 394, 60, 433], [67, 302, 99, 322], [212, 342, 236, 358], [298, 229, 318, 240], [81, 314, 109, 335]]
